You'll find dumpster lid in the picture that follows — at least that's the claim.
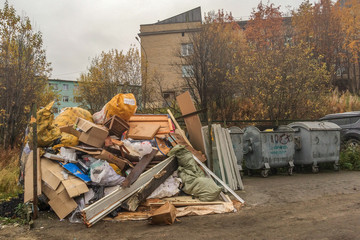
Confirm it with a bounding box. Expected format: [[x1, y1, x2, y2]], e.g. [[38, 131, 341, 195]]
[[288, 121, 341, 131], [228, 126, 243, 134]]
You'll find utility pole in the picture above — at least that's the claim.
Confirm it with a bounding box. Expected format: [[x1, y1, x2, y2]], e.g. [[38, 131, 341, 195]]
[[135, 36, 148, 110]]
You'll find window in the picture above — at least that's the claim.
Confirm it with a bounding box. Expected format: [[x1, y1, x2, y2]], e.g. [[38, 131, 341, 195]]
[[73, 96, 81, 103], [49, 83, 58, 90], [182, 65, 194, 78], [181, 43, 193, 56], [63, 84, 69, 90], [162, 91, 175, 100], [63, 96, 69, 102]]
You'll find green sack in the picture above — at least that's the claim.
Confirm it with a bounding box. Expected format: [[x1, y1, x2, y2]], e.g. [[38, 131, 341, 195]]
[[168, 145, 221, 201]]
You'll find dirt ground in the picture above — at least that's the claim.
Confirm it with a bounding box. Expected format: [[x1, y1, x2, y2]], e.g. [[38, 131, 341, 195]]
[[1, 170, 360, 240]]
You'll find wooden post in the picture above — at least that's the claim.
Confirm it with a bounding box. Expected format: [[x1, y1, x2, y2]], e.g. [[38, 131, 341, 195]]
[[32, 102, 38, 219]]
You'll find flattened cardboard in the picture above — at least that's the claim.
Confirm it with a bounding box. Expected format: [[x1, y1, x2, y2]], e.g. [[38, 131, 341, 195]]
[[75, 117, 109, 147], [24, 149, 42, 203], [62, 178, 89, 198]]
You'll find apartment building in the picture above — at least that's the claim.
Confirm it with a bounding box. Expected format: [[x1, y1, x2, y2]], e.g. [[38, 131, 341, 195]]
[[138, 7, 202, 106], [48, 79, 79, 115]]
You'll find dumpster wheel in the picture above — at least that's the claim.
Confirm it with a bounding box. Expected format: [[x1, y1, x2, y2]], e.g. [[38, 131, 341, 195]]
[[261, 169, 269, 178], [312, 165, 319, 173], [288, 167, 294, 176]]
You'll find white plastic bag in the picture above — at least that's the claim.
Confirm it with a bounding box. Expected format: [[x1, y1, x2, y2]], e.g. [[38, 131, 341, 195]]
[[147, 172, 182, 199], [92, 105, 106, 124], [89, 160, 125, 186], [123, 139, 153, 158]]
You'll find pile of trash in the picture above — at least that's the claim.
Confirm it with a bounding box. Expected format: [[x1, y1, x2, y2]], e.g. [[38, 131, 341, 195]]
[[21, 92, 244, 227]]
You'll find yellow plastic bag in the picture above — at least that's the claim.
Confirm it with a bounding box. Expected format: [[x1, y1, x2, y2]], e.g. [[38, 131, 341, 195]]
[[53, 132, 79, 150], [105, 93, 137, 121], [54, 107, 93, 127], [31, 101, 61, 147]]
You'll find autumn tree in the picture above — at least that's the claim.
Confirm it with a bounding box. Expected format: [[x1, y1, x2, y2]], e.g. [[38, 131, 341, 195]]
[[292, 0, 343, 85], [0, 1, 52, 148], [238, 2, 331, 120], [179, 10, 246, 121], [333, 0, 360, 93], [245, 2, 285, 50], [75, 47, 141, 113]]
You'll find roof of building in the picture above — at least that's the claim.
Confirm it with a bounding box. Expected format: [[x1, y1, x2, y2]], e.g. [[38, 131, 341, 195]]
[[155, 7, 201, 25], [48, 79, 77, 83]]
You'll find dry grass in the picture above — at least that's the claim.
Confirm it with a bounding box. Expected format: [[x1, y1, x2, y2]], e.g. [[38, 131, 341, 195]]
[[0, 148, 23, 200], [327, 89, 360, 113]]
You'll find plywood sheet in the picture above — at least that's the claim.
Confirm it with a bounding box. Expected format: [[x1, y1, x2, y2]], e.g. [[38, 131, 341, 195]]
[[176, 91, 205, 153], [128, 123, 160, 140]]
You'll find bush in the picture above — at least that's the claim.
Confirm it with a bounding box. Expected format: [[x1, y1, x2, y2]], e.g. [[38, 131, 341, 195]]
[[0, 148, 23, 200], [339, 145, 360, 170]]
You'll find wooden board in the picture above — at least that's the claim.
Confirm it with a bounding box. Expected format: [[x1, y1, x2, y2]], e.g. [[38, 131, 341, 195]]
[[24, 149, 41, 203], [121, 156, 177, 211], [129, 114, 171, 135], [176, 91, 205, 153], [127, 123, 160, 140], [122, 149, 158, 188], [129, 115, 169, 122]]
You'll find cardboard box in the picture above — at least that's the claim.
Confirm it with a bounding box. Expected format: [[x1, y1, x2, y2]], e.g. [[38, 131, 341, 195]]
[[42, 182, 77, 219], [59, 124, 81, 138], [41, 158, 89, 197], [75, 117, 109, 147]]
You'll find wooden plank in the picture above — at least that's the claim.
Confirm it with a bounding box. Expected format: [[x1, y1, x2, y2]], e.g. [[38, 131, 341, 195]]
[[24, 149, 41, 203], [129, 114, 169, 122], [219, 126, 237, 190], [121, 156, 177, 211], [212, 124, 226, 185], [122, 149, 158, 188], [127, 123, 160, 140], [167, 109, 192, 146], [176, 91, 205, 153], [224, 128, 244, 190]]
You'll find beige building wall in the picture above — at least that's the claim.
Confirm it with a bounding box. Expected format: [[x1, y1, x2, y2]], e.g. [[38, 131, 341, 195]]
[[139, 21, 201, 107]]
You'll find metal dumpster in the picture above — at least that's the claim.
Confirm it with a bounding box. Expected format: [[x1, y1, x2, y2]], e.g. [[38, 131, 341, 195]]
[[229, 126, 244, 172], [243, 126, 295, 177], [288, 121, 341, 173]]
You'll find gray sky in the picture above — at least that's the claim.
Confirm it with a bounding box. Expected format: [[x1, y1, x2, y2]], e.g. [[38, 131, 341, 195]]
[[4, 0, 313, 80]]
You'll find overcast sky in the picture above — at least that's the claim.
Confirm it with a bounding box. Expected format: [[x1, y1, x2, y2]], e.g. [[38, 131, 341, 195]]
[[4, 0, 314, 80]]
